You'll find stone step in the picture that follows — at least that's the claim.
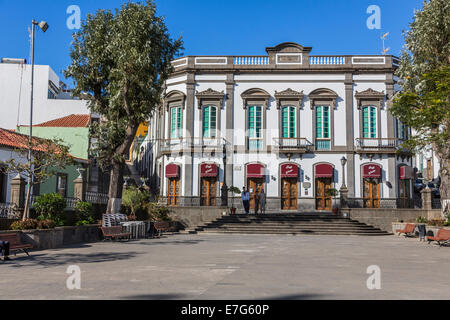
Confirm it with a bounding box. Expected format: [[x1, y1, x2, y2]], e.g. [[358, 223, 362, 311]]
[[201, 230, 390, 236]]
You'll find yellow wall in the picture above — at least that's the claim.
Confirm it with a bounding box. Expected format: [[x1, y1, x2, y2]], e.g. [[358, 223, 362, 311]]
[[128, 123, 149, 161]]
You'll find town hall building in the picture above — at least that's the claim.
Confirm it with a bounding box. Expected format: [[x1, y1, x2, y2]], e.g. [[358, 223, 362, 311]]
[[144, 42, 414, 212]]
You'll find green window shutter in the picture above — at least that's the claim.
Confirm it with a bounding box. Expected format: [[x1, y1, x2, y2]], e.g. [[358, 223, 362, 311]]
[[210, 106, 216, 137], [363, 107, 369, 138], [316, 106, 323, 138], [282, 107, 289, 138], [323, 106, 329, 138], [249, 106, 255, 138], [203, 106, 210, 138], [289, 106, 296, 138], [370, 107, 376, 138], [171, 107, 180, 138]]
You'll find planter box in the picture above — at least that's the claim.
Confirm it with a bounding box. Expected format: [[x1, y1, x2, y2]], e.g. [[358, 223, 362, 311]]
[[2, 224, 101, 250]]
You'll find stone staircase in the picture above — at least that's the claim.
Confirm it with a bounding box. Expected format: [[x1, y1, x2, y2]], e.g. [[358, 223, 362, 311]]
[[183, 213, 390, 236]]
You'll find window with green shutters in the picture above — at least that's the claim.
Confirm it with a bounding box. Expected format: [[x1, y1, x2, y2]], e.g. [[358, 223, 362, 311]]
[[397, 118, 408, 140], [315, 106, 330, 150], [362, 106, 377, 138], [202, 105, 217, 138], [248, 105, 262, 150], [170, 106, 182, 138], [281, 106, 296, 138]]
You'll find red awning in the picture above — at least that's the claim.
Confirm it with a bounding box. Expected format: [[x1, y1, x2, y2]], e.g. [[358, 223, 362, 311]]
[[200, 163, 218, 177], [362, 164, 381, 179], [315, 164, 333, 178], [400, 166, 414, 180], [281, 163, 299, 178], [165, 164, 180, 178], [247, 164, 265, 178]]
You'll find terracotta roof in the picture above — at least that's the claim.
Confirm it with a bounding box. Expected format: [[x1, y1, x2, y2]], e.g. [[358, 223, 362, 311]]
[[0, 128, 49, 152], [33, 114, 91, 128]]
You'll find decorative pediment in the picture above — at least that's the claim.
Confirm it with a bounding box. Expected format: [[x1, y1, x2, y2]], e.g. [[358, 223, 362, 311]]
[[274, 88, 304, 109], [164, 90, 186, 110], [265, 42, 312, 54], [241, 88, 271, 109], [309, 88, 339, 109], [195, 88, 225, 109], [355, 88, 385, 109]]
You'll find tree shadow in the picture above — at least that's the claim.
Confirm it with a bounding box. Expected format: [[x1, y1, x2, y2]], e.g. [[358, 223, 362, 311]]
[[137, 239, 205, 246], [7, 251, 141, 268], [122, 293, 187, 300], [259, 293, 329, 300]]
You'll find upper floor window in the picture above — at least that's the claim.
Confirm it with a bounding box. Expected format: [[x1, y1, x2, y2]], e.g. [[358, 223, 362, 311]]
[[202, 105, 217, 138], [170, 106, 182, 139], [315, 105, 330, 150], [248, 105, 263, 150], [281, 106, 296, 138], [56, 173, 68, 198], [397, 119, 409, 140], [362, 106, 377, 138]]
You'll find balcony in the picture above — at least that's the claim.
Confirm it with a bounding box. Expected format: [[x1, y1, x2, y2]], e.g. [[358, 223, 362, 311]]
[[273, 138, 313, 153], [355, 138, 403, 154], [159, 137, 227, 155]]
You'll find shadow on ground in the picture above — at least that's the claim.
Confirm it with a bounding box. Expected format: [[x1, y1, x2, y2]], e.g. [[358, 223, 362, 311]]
[[122, 293, 187, 300], [137, 239, 205, 246], [259, 293, 330, 300], [6, 251, 141, 268]]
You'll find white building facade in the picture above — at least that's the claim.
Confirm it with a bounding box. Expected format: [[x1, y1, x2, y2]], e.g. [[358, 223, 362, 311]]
[[147, 42, 414, 211], [0, 59, 89, 130]]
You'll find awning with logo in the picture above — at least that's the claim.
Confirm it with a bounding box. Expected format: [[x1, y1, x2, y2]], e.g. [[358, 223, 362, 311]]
[[362, 164, 381, 179], [280, 163, 299, 178], [315, 164, 333, 178], [247, 164, 265, 178], [165, 164, 180, 178], [200, 163, 218, 177], [400, 166, 414, 180]]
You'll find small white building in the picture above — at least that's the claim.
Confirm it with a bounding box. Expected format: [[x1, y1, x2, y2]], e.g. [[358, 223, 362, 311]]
[[0, 58, 89, 130], [145, 42, 414, 211]]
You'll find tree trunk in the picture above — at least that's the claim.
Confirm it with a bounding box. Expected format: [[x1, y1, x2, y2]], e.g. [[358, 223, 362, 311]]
[[106, 161, 125, 214], [439, 159, 450, 216]]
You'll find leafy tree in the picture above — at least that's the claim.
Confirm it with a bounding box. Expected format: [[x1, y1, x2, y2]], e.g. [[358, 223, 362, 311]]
[[0, 137, 74, 220], [64, 0, 183, 214], [390, 0, 450, 209]]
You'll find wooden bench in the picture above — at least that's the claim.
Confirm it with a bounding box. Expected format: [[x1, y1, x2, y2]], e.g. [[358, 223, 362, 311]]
[[100, 226, 131, 241], [0, 233, 33, 256], [153, 221, 176, 238], [396, 224, 416, 237], [427, 229, 450, 247]]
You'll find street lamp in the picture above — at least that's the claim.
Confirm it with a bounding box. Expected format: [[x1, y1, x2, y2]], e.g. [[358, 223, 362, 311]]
[[340, 156, 347, 188], [340, 156, 349, 211], [221, 142, 228, 207], [26, 20, 49, 218]]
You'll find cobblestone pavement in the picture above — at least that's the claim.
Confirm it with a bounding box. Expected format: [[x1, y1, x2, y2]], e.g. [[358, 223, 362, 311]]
[[1, 234, 449, 300]]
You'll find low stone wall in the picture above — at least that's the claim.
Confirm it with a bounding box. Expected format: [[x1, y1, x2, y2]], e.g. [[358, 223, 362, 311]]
[[0, 225, 101, 250], [168, 207, 228, 229], [346, 208, 442, 233]]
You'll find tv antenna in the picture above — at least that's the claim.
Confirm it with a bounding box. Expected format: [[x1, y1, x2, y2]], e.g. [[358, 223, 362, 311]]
[[381, 32, 390, 55]]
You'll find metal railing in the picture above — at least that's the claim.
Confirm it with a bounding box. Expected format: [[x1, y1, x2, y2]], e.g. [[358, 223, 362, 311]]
[[355, 138, 402, 151], [0, 203, 20, 219], [273, 138, 313, 151], [85, 192, 109, 204], [346, 198, 414, 209], [159, 137, 227, 153], [432, 199, 442, 210]]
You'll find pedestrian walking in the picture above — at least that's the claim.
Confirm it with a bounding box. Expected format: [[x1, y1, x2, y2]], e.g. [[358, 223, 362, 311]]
[[241, 187, 250, 214], [260, 188, 266, 214]]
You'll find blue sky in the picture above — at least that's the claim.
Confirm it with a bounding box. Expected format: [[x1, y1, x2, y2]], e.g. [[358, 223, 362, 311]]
[[0, 0, 423, 82]]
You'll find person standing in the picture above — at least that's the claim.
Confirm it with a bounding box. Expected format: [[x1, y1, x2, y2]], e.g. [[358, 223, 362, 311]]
[[0, 240, 10, 261], [260, 188, 266, 214], [254, 188, 260, 215], [241, 187, 250, 214]]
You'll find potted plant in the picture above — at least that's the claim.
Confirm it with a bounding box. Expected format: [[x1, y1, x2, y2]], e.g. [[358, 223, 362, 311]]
[[326, 188, 339, 214], [227, 186, 241, 214]]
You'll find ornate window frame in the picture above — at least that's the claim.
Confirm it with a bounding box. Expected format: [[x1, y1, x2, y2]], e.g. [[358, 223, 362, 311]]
[[275, 88, 304, 140], [241, 88, 271, 151], [355, 88, 385, 139], [164, 90, 186, 140], [196, 88, 225, 141]]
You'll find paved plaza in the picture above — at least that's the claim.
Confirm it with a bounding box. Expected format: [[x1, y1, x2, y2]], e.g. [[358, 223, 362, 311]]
[[1, 234, 449, 300]]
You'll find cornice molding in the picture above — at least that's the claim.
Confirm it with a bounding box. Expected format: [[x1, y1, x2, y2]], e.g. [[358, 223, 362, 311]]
[[309, 88, 339, 109], [241, 88, 271, 109], [164, 90, 186, 110], [195, 88, 225, 109], [355, 88, 385, 109], [274, 88, 304, 109]]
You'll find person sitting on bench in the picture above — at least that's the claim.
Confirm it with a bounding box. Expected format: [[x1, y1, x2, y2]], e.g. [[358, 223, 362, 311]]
[[0, 240, 10, 261]]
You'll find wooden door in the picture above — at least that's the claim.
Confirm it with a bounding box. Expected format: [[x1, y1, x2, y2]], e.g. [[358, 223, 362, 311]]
[[201, 178, 217, 206], [281, 178, 298, 210], [399, 179, 411, 208], [363, 179, 381, 208], [168, 178, 180, 206], [316, 178, 332, 211], [248, 178, 264, 210]]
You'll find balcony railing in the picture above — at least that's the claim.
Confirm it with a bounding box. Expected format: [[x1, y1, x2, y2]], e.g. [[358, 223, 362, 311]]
[[234, 56, 269, 65], [315, 139, 331, 150], [85, 192, 109, 205], [355, 138, 402, 152], [273, 138, 313, 152], [309, 56, 345, 65], [159, 137, 227, 154], [0, 203, 19, 219]]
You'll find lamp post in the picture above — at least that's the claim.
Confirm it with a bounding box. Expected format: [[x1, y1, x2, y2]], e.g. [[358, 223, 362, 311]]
[[25, 20, 49, 219], [340, 156, 349, 210], [221, 142, 228, 207]]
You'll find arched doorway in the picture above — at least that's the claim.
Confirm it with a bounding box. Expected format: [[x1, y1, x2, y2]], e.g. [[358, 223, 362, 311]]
[[362, 164, 382, 208], [280, 163, 299, 210], [315, 163, 334, 211], [166, 164, 180, 206], [246, 163, 265, 210], [200, 163, 218, 207]]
